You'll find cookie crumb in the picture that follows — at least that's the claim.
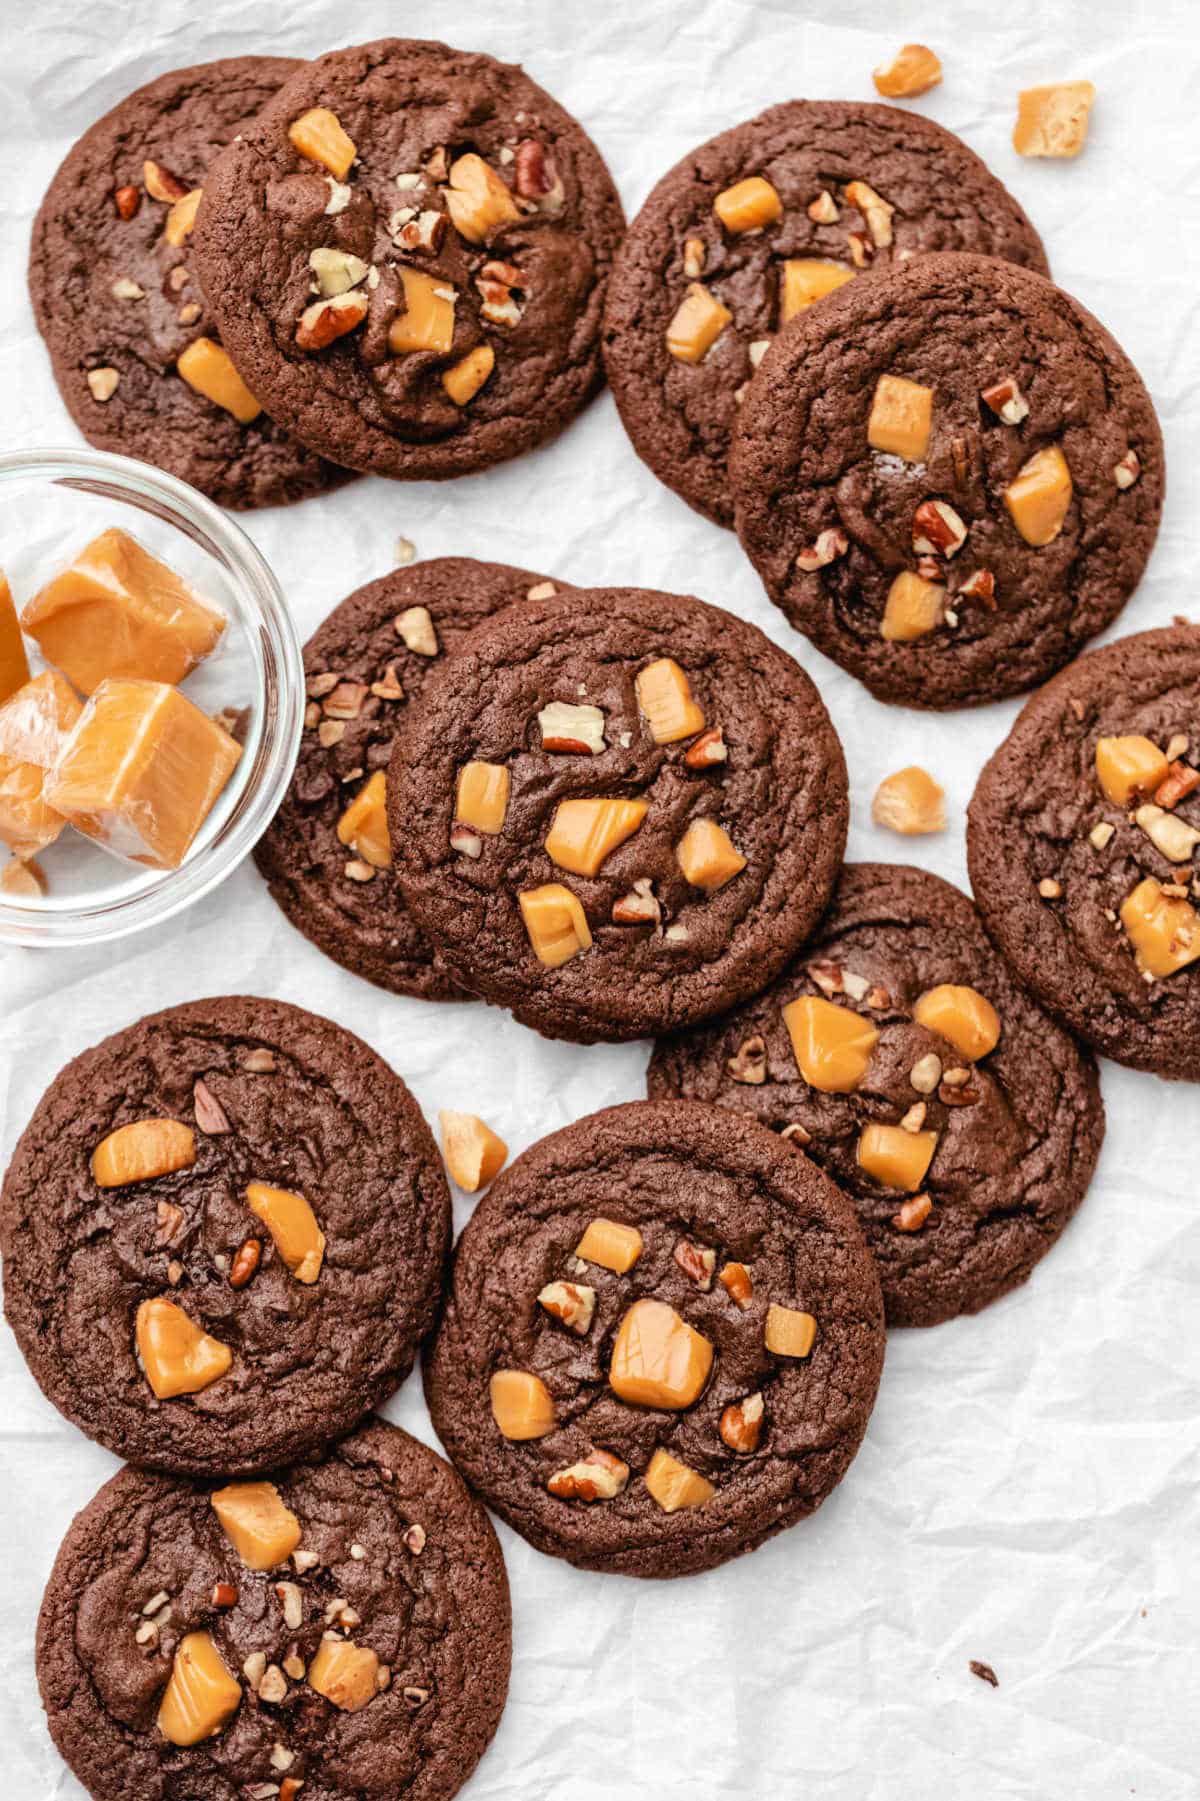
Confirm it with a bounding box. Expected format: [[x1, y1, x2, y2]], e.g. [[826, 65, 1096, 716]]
[[969, 1659, 999, 1687], [395, 537, 417, 565]]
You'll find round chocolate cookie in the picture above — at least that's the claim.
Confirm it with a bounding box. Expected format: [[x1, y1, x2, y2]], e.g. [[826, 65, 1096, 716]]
[[732, 253, 1164, 708], [603, 100, 1048, 528], [191, 39, 625, 481], [255, 557, 559, 998], [37, 1417, 510, 1801], [648, 865, 1104, 1327], [968, 624, 1200, 1079], [425, 1100, 884, 1577], [388, 583, 849, 1043], [0, 997, 451, 1475], [29, 58, 354, 510]]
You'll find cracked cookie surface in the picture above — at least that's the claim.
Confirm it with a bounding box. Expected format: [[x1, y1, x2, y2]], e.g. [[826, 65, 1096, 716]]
[[424, 1100, 884, 1577], [0, 997, 450, 1474], [731, 253, 1163, 707], [649, 865, 1104, 1326], [602, 100, 1048, 528]]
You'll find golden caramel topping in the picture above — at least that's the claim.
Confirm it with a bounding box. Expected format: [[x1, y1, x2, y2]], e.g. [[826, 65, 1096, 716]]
[[881, 569, 945, 642], [1013, 82, 1095, 159], [713, 176, 782, 233], [389, 268, 456, 355], [545, 796, 648, 878], [92, 1118, 195, 1188], [288, 107, 357, 180], [1120, 877, 1200, 980], [1004, 445, 1073, 546], [518, 882, 592, 967], [764, 1303, 817, 1358], [455, 760, 510, 835], [490, 1369, 556, 1440], [164, 188, 203, 248], [575, 1217, 643, 1273], [779, 259, 855, 323], [246, 1182, 326, 1284], [609, 1298, 713, 1410], [1094, 735, 1169, 807], [867, 374, 933, 461], [675, 817, 746, 892], [636, 658, 705, 743], [157, 1631, 241, 1746], [176, 339, 261, 424], [0, 570, 30, 706], [665, 283, 731, 364], [871, 765, 945, 835], [782, 995, 879, 1093], [443, 153, 521, 244], [912, 985, 1001, 1062], [857, 1122, 938, 1191], [337, 770, 391, 869], [211, 1481, 302, 1571], [873, 44, 942, 98], [438, 1109, 508, 1192], [442, 344, 495, 407], [644, 1447, 714, 1513], [136, 1297, 232, 1399], [307, 1637, 381, 1713]]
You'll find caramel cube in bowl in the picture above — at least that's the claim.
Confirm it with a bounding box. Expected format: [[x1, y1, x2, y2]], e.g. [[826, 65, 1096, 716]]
[[0, 570, 30, 705], [0, 670, 82, 857]]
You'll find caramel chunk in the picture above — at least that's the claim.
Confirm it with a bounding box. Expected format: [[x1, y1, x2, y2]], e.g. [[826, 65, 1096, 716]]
[[609, 1298, 713, 1410], [136, 1297, 232, 1398], [857, 1122, 938, 1191], [45, 679, 242, 869], [455, 760, 509, 834], [307, 1637, 381, 1713], [211, 1481, 302, 1571], [337, 770, 391, 869], [1095, 735, 1169, 807], [21, 528, 225, 695], [546, 796, 648, 877], [0, 571, 30, 705], [389, 268, 456, 355], [176, 339, 261, 424], [1120, 877, 1200, 979], [288, 107, 357, 180], [719, 1261, 753, 1308], [913, 985, 1001, 1061], [164, 188, 203, 248], [1004, 445, 1073, 547], [880, 570, 945, 642], [675, 817, 746, 892], [518, 882, 592, 967], [713, 176, 782, 233], [443, 153, 521, 243], [782, 994, 879, 1092], [764, 1303, 818, 1358], [157, 1631, 241, 1746], [779, 259, 854, 322], [1013, 82, 1095, 159], [439, 1109, 508, 1192], [490, 1369, 555, 1440], [246, 1182, 326, 1284], [575, 1217, 643, 1273], [636, 658, 705, 743], [442, 345, 495, 407], [0, 671, 82, 857], [867, 374, 933, 461], [644, 1447, 714, 1513], [871, 765, 945, 834], [665, 283, 731, 364], [873, 44, 942, 98], [92, 1117, 196, 1187]]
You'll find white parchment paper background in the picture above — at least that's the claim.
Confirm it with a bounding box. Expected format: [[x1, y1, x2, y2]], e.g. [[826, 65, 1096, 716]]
[[1, 1, 1198, 1794]]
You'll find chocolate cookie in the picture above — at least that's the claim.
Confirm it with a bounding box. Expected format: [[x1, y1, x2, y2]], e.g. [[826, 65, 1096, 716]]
[[732, 253, 1164, 708], [0, 997, 451, 1474], [37, 1417, 510, 1801], [255, 557, 558, 997], [191, 39, 625, 480], [603, 100, 1048, 528], [388, 583, 849, 1042], [29, 58, 354, 510], [424, 1100, 884, 1577], [968, 624, 1200, 1079], [649, 865, 1103, 1326]]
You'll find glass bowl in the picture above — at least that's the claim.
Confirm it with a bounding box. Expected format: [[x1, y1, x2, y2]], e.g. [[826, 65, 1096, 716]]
[[0, 447, 302, 947]]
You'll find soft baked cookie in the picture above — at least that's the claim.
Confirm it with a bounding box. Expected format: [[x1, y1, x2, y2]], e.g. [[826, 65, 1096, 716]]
[[388, 583, 849, 1042], [732, 253, 1164, 708], [192, 39, 625, 480], [255, 558, 558, 997], [37, 1417, 510, 1801], [424, 1100, 884, 1577], [603, 100, 1048, 527], [649, 864, 1104, 1326], [0, 997, 450, 1474], [968, 624, 1200, 1079], [29, 58, 354, 510]]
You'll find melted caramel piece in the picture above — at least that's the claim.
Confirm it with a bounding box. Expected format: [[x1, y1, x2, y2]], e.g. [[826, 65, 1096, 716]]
[[92, 1117, 195, 1187], [518, 883, 592, 967], [389, 268, 456, 355], [545, 796, 648, 877], [713, 176, 782, 233], [337, 770, 391, 869], [867, 374, 933, 461], [307, 1637, 381, 1713], [912, 985, 1000, 1061], [675, 817, 746, 892], [881, 570, 945, 641], [177, 339, 262, 424], [136, 1297, 232, 1399], [609, 1298, 713, 1410], [246, 1182, 326, 1284], [0, 571, 30, 705], [764, 1303, 818, 1358], [1004, 445, 1073, 546], [665, 284, 731, 363], [455, 761, 509, 834], [1095, 735, 1169, 807], [157, 1631, 241, 1746], [780, 259, 854, 322], [288, 107, 357, 179], [575, 1217, 643, 1273], [857, 1123, 938, 1191], [211, 1481, 302, 1571], [644, 1447, 714, 1513], [0, 671, 82, 857], [442, 344, 495, 406], [1120, 877, 1200, 979], [1013, 82, 1095, 159], [871, 765, 945, 835], [636, 658, 705, 743], [782, 995, 879, 1092], [490, 1369, 555, 1440], [874, 44, 942, 98], [443, 153, 521, 243], [439, 1110, 508, 1192]]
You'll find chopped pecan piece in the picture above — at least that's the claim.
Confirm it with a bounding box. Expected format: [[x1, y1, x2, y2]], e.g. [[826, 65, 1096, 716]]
[[673, 1237, 716, 1289], [726, 1034, 767, 1084], [547, 1448, 629, 1501]]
